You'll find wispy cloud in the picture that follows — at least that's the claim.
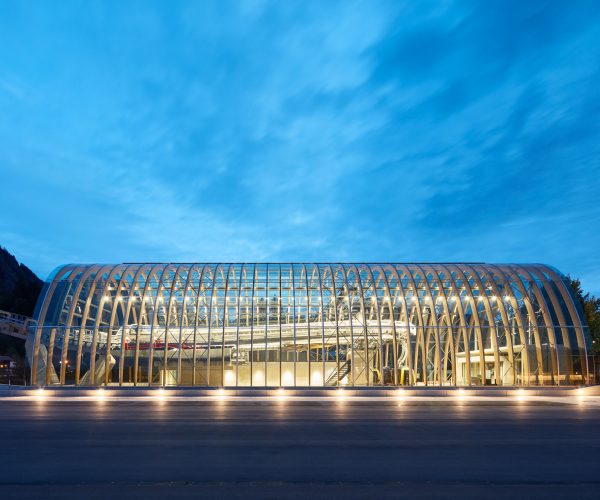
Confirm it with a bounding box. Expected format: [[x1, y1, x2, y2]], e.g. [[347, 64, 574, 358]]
[[0, 0, 599, 294]]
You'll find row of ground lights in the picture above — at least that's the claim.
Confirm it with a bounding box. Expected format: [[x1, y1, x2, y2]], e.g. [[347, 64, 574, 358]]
[[29, 387, 588, 403]]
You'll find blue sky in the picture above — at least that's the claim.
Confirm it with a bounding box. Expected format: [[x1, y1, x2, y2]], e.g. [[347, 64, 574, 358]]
[[1, 0, 599, 293]]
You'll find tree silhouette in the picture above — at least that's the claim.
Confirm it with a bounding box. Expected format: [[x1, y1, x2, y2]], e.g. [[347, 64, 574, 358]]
[[567, 276, 600, 354]]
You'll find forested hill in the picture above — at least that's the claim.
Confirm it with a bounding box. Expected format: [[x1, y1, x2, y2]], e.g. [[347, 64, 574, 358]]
[[0, 246, 43, 317]]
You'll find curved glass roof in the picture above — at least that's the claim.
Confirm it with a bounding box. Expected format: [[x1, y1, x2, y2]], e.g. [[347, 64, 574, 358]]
[[29, 263, 591, 387]]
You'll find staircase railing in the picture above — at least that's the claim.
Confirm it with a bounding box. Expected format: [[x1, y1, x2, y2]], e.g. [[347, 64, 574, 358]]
[[325, 359, 352, 386]]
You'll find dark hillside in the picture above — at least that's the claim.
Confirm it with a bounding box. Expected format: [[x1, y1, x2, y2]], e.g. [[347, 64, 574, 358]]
[[0, 246, 43, 316]]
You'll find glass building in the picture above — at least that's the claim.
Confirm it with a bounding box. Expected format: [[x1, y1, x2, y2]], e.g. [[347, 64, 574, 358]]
[[28, 263, 592, 387]]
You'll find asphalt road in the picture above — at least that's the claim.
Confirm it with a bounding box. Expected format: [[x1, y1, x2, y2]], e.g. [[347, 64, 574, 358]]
[[0, 397, 599, 499]]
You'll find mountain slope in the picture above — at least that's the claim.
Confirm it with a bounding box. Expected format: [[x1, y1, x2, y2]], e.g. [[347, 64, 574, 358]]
[[0, 246, 43, 317]]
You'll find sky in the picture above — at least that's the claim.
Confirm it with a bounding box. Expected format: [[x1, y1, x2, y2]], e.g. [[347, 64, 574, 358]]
[[0, 0, 599, 293]]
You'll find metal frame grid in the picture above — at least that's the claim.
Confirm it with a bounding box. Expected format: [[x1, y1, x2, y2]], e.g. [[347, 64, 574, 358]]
[[29, 263, 592, 387]]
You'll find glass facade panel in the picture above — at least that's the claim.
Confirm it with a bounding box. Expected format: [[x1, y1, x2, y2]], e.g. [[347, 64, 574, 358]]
[[29, 263, 593, 387]]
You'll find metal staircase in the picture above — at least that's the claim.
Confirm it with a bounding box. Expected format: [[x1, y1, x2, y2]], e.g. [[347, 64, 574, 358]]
[[325, 360, 352, 386]]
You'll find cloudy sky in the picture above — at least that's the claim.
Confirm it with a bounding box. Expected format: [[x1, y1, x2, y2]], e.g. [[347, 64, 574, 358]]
[[1, 0, 599, 292]]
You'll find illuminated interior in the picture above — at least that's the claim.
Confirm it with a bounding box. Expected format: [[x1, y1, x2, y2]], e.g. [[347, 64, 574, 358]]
[[28, 263, 592, 387]]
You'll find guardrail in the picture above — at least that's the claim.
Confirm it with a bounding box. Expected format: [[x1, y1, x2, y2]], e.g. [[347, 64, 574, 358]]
[[0, 310, 35, 340]]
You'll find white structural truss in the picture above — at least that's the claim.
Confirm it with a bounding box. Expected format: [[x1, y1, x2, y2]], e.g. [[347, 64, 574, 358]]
[[0, 310, 33, 340], [29, 263, 592, 387]]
